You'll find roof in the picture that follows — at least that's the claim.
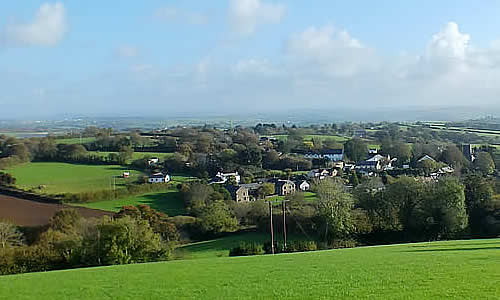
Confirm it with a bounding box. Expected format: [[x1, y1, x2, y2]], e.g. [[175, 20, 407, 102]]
[[295, 180, 309, 186], [240, 183, 261, 190], [366, 154, 387, 162], [149, 172, 167, 178], [276, 180, 295, 187], [322, 149, 344, 155], [417, 155, 436, 163], [226, 185, 248, 195], [356, 161, 379, 166]]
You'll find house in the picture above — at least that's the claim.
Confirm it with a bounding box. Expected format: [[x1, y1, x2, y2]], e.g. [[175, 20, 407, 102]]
[[226, 185, 251, 202], [147, 157, 160, 165], [366, 154, 396, 170], [368, 148, 378, 154], [148, 172, 170, 183], [122, 171, 130, 178], [307, 169, 330, 179], [240, 183, 262, 199], [355, 160, 382, 172], [275, 180, 296, 196], [295, 180, 310, 191], [331, 161, 345, 169], [462, 144, 475, 161], [211, 171, 241, 184], [304, 149, 344, 161], [353, 129, 367, 138]]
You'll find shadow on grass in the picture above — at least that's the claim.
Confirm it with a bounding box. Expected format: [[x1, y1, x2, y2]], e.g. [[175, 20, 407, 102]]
[[138, 192, 186, 216], [405, 246, 500, 253]]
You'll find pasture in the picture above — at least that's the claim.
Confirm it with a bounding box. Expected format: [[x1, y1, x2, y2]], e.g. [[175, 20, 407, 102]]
[[55, 137, 96, 144], [0, 239, 498, 299], [89, 151, 175, 160], [7, 162, 145, 194], [73, 174, 195, 216]]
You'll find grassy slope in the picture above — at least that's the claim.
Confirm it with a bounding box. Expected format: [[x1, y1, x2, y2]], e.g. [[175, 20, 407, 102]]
[[0, 239, 498, 299], [7, 162, 144, 194], [73, 175, 195, 216]]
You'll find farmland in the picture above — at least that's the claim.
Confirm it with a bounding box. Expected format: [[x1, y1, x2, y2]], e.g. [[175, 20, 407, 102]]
[[55, 137, 96, 144], [1, 239, 498, 299], [0, 194, 111, 226], [6, 162, 145, 194], [89, 151, 175, 160]]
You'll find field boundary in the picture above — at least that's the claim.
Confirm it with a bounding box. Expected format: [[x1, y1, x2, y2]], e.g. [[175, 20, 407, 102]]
[[0, 186, 61, 204]]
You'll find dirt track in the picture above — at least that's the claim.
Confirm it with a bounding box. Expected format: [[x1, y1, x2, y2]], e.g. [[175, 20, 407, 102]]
[[0, 194, 112, 226]]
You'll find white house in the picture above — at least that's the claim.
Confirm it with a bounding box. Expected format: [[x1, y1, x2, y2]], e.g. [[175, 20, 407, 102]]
[[212, 171, 241, 184], [148, 172, 170, 183], [147, 157, 160, 165], [417, 155, 436, 163], [296, 180, 310, 191]]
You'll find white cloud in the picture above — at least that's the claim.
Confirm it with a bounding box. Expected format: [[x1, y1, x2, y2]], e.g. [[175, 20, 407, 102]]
[[426, 22, 470, 61], [4, 2, 67, 46], [286, 25, 378, 77], [116, 45, 139, 58], [154, 6, 208, 25], [229, 0, 285, 35]]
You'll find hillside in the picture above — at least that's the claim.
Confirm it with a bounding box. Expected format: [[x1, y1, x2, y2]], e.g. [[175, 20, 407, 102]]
[[0, 239, 498, 299]]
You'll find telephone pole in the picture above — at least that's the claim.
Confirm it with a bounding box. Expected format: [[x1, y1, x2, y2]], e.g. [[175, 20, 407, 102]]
[[268, 201, 275, 255], [282, 200, 288, 251]]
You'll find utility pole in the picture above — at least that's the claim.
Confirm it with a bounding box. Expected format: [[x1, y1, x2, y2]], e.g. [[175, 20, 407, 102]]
[[282, 200, 287, 251], [268, 201, 275, 255]]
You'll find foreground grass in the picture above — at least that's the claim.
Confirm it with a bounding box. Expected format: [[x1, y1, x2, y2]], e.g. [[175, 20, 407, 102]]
[[7, 162, 144, 194], [0, 239, 498, 299]]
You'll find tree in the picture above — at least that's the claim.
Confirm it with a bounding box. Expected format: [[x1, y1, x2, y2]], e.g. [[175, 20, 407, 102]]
[[81, 216, 167, 266], [49, 209, 82, 235], [463, 174, 494, 234], [440, 144, 467, 167], [256, 183, 275, 199], [315, 179, 355, 241], [344, 138, 368, 162], [118, 146, 134, 165], [0, 222, 23, 249], [474, 152, 495, 175], [0, 172, 16, 186], [384, 176, 427, 232], [198, 201, 239, 235], [421, 178, 468, 239], [349, 171, 359, 187]]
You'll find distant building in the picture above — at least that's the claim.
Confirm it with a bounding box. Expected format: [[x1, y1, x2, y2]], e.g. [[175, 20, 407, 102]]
[[148, 173, 170, 183], [122, 171, 130, 178], [226, 185, 251, 202], [417, 155, 436, 163], [295, 180, 310, 191], [147, 157, 160, 165], [353, 129, 367, 138], [462, 144, 475, 161], [304, 149, 344, 161], [274, 180, 296, 196], [211, 171, 241, 184], [368, 148, 378, 154]]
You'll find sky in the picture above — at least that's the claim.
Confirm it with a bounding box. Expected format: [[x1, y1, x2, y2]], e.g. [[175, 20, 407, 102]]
[[2, 1, 500, 119]]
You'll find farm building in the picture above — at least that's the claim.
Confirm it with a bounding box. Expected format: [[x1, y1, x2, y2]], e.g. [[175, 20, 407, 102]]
[[274, 180, 296, 196], [226, 185, 251, 202], [148, 173, 170, 183]]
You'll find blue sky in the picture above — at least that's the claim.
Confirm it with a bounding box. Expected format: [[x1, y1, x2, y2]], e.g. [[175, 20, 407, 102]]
[[2, 1, 500, 118]]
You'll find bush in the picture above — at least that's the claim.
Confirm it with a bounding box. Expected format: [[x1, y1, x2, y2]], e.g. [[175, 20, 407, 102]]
[[229, 242, 265, 256]]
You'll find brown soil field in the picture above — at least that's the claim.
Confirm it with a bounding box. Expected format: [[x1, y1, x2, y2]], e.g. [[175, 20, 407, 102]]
[[0, 194, 112, 226]]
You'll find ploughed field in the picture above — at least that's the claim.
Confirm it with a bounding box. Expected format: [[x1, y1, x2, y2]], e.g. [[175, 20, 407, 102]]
[[6, 162, 145, 194], [0, 195, 111, 226], [0, 239, 498, 299]]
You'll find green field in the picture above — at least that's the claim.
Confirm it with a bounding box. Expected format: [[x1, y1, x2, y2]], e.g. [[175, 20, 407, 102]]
[[89, 151, 175, 160], [55, 137, 96, 144], [1, 239, 498, 299], [7, 162, 144, 194], [73, 175, 195, 215], [272, 134, 348, 142]]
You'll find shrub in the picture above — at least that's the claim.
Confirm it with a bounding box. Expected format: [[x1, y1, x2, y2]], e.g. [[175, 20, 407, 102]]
[[229, 242, 265, 256]]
